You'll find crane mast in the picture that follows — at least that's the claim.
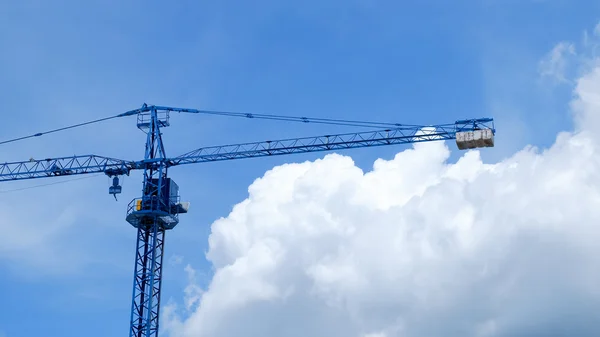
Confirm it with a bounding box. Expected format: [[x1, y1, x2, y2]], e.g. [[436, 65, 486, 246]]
[[128, 107, 171, 337], [0, 104, 496, 337]]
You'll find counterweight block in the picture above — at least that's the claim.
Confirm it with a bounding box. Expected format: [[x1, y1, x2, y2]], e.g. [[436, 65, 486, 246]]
[[455, 129, 494, 150]]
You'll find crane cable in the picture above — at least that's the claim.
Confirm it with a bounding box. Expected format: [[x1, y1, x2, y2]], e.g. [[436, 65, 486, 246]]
[[0, 114, 122, 146], [0, 173, 103, 193], [0, 106, 449, 147], [178, 109, 436, 129]]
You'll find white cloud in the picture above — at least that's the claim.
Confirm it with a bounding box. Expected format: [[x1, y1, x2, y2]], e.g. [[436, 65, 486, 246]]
[[363, 332, 387, 337], [0, 198, 83, 274], [183, 264, 204, 311], [0, 174, 133, 276], [538, 41, 576, 83], [169, 254, 184, 266], [164, 26, 600, 337]]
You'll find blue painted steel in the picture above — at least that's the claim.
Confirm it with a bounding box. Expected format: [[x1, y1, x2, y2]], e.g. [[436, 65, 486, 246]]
[[0, 104, 496, 337], [128, 106, 171, 337], [129, 222, 165, 337], [0, 117, 494, 182], [165, 118, 495, 166], [0, 155, 135, 181]]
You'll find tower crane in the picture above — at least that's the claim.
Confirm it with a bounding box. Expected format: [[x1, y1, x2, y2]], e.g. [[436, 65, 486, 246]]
[[0, 104, 496, 337]]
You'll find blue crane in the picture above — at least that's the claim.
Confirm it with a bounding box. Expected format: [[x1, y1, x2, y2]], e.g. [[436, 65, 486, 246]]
[[0, 104, 496, 337]]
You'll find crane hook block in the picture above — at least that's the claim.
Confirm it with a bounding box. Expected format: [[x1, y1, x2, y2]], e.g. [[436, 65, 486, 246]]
[[109, 176, 122, 198]]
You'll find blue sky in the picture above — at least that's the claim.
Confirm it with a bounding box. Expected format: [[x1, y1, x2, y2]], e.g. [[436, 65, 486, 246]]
[[1, 1, 599, 336]]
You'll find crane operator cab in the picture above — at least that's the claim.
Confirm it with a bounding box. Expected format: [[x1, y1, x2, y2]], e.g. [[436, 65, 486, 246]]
[[125, 177, 190, 230]]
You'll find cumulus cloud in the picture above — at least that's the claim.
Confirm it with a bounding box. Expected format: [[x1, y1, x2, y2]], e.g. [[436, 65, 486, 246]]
[[539, 23, 600, 86], [163, 25, 600, 337]]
